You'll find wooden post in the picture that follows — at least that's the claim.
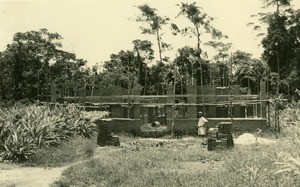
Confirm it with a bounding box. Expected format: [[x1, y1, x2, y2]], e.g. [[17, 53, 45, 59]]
[[275, 99, 280, 132], [230, 53, 233, 123], [267, 102, 271, 128], [171, 63, 177, 137], [260, 80, 267, 118]]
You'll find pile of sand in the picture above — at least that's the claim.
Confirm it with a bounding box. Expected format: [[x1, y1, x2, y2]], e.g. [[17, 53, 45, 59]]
[[235, 133, 276, 145]]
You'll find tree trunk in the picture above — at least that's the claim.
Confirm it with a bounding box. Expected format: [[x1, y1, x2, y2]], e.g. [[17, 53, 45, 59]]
[[223, 67, 226, 87], [37, 75, 40, 100], [0, 60, 2, 100], [209, 67, 212, 85], [144, 67, 147, 95], [127, 58, 131, 118], [191, 61, 194, 85], [196, 26, 205, 113], [196, 27, 203, 87], [135, 47, 142, 86], [74, 74, 78, 102], [90, 72, 96, 103], [156, 29, 163, 65], [276, 56, 280, 95]]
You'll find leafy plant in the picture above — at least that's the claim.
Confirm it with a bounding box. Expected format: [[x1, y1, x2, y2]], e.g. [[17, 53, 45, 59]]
[[0, 104, 97, 162], [275, 152, 300, 176], [1, 129, 36, 162]]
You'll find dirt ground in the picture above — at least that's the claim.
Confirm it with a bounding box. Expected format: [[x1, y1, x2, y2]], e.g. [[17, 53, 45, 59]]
[[0, 134, 277, 187], [0, 165, 67, 187]]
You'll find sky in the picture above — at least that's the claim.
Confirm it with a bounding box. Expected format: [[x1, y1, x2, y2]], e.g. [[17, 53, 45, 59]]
[[0, 0, 300, 67]]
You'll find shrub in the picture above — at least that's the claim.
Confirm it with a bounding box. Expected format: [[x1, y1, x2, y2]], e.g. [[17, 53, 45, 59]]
[[0, 104, 96, 162], [278, 102, 300, 139], [1, 129, 37, 162]]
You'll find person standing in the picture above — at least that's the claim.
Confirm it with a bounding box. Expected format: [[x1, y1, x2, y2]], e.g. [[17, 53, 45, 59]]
[[198, 111, 208, 144]]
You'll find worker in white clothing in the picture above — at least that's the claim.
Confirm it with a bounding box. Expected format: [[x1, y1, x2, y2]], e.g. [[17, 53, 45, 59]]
[[198, 111, 208, 145]]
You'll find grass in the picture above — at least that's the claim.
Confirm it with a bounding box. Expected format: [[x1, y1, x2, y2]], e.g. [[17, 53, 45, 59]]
[[2, 102, 299, 186], [52, 135, 300, 187], [26, 136, 98, 167], [50, 102, 300, 186], [0, 104, 97, 162]]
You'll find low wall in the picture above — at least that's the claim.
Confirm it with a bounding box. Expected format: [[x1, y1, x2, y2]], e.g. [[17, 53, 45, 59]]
[[95, 117, 267, 136], [95, 118, 141, 134], [167, 118, 198, 135], [167, 118, 267, 135]]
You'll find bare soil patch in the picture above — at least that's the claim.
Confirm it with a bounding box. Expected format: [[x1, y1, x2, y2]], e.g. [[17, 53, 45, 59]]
[[0, 165, 67, 187]]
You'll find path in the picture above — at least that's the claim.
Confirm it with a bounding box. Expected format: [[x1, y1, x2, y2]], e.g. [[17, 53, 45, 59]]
[[0, 164, 67, 187], [0, 146, 120, 187]]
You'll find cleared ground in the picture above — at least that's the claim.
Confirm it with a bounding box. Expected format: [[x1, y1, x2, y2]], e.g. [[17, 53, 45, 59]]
[[0, 134, 282, 187]]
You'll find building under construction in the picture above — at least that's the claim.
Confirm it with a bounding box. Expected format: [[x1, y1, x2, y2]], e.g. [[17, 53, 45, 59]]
[[51, 82, 268, 134]]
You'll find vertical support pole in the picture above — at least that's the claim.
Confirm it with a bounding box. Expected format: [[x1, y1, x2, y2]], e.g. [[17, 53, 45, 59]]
[[187, 85, 197, 118], [253, 104, 257, 118], [230, 56, 233, 120], [260, 80, 267, 118], [275, 56, 280, 132], [127, 58, 130, 119], [171, 63, 177, 137], [275, 99, 280, 132], [267, 102, 271, 128], [166, 85, 174, 130]]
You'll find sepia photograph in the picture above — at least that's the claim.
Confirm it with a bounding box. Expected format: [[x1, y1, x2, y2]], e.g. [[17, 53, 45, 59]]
[[0, 0, 300, 186]]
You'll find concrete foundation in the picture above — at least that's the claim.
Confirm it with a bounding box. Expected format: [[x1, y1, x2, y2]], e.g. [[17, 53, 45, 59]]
[[167, 118, 267, 135]]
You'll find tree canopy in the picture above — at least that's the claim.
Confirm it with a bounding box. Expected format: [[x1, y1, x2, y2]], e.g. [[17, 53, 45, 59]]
[[0, 1, 299, 102]]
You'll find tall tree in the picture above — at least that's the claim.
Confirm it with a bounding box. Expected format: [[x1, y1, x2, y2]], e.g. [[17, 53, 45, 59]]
[[0, 29, 62, 100], [290, 9, 300, 93], [230, 50, 269, 94], [174, 2, 224, 85], [0, 52, 3, 100], [205, 41, 232, 86], [103, 50, 136, 89], [174, 46, 198, 86], [148, 63, 173, 95], [50, 51, 86, 98], [50, 50, 75, 97], [250, 0, 300, 95], [135, 4, 170, 64], [132, 39, 154, 94]]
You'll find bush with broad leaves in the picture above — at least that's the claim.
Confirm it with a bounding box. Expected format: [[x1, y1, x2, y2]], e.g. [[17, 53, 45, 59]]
[[0, 104, 98, 162]]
